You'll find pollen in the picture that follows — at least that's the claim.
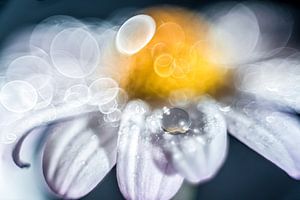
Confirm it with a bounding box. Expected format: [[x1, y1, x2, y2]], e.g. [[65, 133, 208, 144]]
[[121, 7, 229, 103]]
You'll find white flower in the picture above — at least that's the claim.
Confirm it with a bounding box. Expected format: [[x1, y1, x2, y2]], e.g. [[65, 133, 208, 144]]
[[1, 3, 300, 200]]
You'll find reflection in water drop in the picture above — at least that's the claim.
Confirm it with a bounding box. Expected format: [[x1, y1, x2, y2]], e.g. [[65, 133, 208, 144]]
[[162, 107, 191, 134]]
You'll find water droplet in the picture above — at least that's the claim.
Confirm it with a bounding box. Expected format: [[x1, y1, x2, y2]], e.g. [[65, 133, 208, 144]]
[[266, 116, 275, 123], [162, 107, 191, 134], [79, 160, 86, 166], [219, 105, 231, 112], [1, 133, 17, 144], [266, 85, 279, 92], [193, 128, 200, 134], [90, 135, 97, 140], [104, 109, 122, 122]]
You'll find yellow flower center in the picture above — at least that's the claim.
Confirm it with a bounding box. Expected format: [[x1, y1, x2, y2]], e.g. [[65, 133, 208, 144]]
[[120, 7, 230, 103]]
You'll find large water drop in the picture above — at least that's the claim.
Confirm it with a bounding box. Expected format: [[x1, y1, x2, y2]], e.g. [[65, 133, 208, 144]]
[[161, 107, 191, 134]]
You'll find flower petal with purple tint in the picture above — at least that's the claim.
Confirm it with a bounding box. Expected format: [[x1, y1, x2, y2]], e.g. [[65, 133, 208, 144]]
[[43, 113, 118, 199], [223, 97, 300, 179], [161, 98, 228, 183], [117, 100, 183, 200], [236, 56, 300, 112]]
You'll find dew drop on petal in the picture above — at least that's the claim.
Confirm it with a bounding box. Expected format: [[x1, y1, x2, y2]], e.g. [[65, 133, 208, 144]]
[[104, 109, 122, 123], [1, 133, 17, 144], [162, 107, 191, 134], [90, 134, 98, 141], [116, 14, 156, 55], [79, 160, 87, 166], [125, 100, 149, 116], [218, 105, 231, 112], [0, 80, 38, 113]]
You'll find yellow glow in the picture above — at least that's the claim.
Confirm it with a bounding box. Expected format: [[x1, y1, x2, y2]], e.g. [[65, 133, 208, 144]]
[[121, 7, 229, 102]]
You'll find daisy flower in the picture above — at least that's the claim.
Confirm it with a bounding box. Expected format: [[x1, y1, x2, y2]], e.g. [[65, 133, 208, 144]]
[[0, 3, 299, 200]]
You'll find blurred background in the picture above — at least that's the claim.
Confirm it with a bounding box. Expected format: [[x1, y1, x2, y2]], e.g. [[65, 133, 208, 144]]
[[1, 0, 300, 199]]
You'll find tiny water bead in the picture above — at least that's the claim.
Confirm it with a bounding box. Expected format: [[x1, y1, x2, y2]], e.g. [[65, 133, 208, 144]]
[[161, 107, 191, 134], [1, 133, 17, 144]]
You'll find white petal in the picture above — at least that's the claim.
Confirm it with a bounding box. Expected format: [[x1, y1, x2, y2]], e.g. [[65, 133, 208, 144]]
[[117, 101, 183, 200], [2, 103, 97, 147], [0, 127, 48, 200], [237, 56, 300, 112], [116, 15, 156, 55], [0, 103, 23, 127], [161, 99, 227, 183], [223, 98, 300, 178], [0, 98, 98, 172], [43, 113, 118, 198]]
